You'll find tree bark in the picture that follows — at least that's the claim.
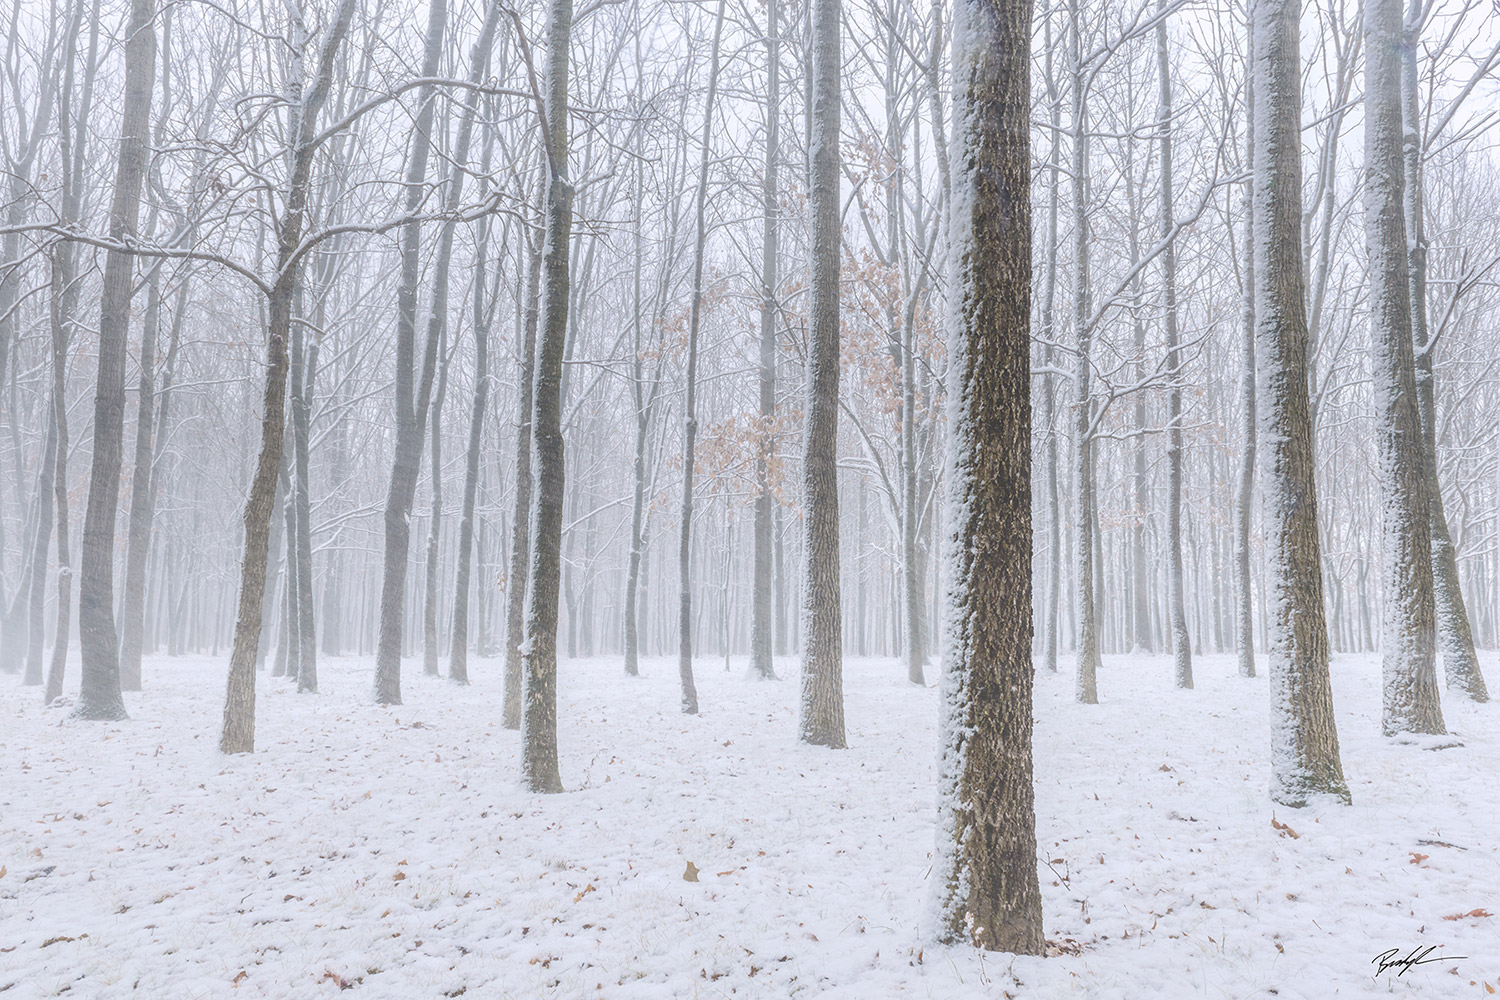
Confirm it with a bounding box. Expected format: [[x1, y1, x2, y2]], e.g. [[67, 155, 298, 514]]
[[1157, 2, 1191, 689], [75, 0, 158, 721], [520, 0, 575, 793], [374, 0, 448, 706], [1365, 0, 1444, 737], [1070, 0, 1099, 704], [934, 0, 1044, 954], [1234, 8, 1257, 679], [504, 244, 541, 726], [1254, 0, 1351, 805], [799, 0, 846, 748]]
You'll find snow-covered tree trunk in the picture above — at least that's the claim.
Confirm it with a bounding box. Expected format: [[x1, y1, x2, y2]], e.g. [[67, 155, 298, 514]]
[[520, 0, 576, 793], [933, 0, 1043, 954], [1253, 0, 1350, 805], [1234, 8, 1257, 679], [1365, 0, 1444, 737], [1157, 3, 1191, 689], [798, 0, 846, 747], [1399, 0, 1488, 704]]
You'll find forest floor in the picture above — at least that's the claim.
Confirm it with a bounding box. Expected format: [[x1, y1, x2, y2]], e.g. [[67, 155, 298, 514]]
[[2, 648, 1498, 998]]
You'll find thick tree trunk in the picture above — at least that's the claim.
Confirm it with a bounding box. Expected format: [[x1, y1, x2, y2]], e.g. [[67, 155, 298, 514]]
[[798, 0, 846, 748], [749, 0, 779, 682], [374, 0, 448, 706], [934, 0, 1044, 954], [75, 0, 158, 721], [1400, 0, 1488, 703], [1365, 0, 1444, 737], [1157, 5, 1191, 689], [1254, 0, 1350, 805], [520, 0, 575, 793]]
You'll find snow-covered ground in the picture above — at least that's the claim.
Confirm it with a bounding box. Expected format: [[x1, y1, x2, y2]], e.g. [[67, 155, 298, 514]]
[[2, 650, 1496, 998]]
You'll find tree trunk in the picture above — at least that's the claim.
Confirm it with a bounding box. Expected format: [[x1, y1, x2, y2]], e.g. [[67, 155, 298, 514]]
[[75, 0, 158, 721], [520, 0, 575, 793], [1254, 0, 1351, 805], [1234, 7, 1257, 679], [1157, 3, 1191, 689], [292, 318, 318, 692], [935, 0, 1044, 953], [799, 0, 846, 748], [1365, 0, 1444, 737], [1400, 0, 1488, 703], [503, 244, 541, 728], [445, 1, 501, 686], [1070, 0, 1099, 703], [676, 0, 728, 716], [749, 0, 780, 682], [374, 0, 448, 706], [25, 414, 57, 688], [219, 0, 357, 753]]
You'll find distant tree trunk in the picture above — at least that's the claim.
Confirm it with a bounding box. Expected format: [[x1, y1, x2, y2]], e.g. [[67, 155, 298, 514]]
[[44, 260, 74, 707], [935, 0, 1044, 954], [676, 0, 728, 716], [25, 412, 57, 688], [1070, 0, 1099, 704], [1400, 0, 1487, 703], [1234, 9, 1257, 679], [520, 0, 575, 793], [275, 439, 300, 679], [1365, 0, 1444, 737], [504, 243, 541, 725], [374, 0, 448, 706], [799, 0, 846, 748], [1254, 0, 1350, 805], [1039, 0, 1062, 673], [1157, 3, 1191, 689], [446, 1, 501, 687], [219, 0, 357, 753], [623, 147, 653, 678], [75, 0, 158, 721], [292, 321, 318, 692], [423, 322, 450, 677], [749, 0, 779, 682], [256, 449, 288, 671], [119, 266, 161, 692]]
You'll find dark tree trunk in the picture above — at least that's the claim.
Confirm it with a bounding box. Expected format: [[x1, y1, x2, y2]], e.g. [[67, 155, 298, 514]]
[[934, 0, 1044, 954]]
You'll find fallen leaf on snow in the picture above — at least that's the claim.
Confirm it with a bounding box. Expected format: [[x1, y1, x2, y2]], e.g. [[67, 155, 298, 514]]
[[682, 861, 700, 882]]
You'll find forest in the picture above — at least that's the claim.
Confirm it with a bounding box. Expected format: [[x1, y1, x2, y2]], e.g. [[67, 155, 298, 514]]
[[2, 0, 1498, 994]]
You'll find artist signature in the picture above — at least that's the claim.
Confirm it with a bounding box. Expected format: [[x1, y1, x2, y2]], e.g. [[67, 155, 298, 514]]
[[1372, 945, 1466, 978]]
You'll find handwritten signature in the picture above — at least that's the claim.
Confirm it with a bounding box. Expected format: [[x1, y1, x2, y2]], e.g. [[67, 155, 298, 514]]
[[1372, 946, 1466, 979]]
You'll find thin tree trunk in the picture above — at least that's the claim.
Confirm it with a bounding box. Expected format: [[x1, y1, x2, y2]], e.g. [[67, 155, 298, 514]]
[[520, 0, 575, 793], [25, 414, 56, 687], [292, 323, 318, 692], [749, 0, 780, 682], [1070, 0, 1099, 703], [219, 0, 357, 753], [1158, 3, 1191, 689], [503, 244, 541, 727], [677, 0, 728, 716], [1255, 0, 1351, 805], [1234, 6, 1257, 679], [373, 0, 448, 706], [935, 0, 1043, 953], [799, 0, 846, 747]]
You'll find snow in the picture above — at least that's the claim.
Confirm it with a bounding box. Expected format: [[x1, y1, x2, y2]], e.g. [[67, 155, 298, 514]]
[[3, 651, 1497, 997]]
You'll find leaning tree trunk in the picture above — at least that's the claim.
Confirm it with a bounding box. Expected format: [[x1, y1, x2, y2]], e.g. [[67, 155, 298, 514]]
[[219, 0, 357, 753], [1254, 0, 1350, 805], [798, 0, 846, 748], [520, 0, 575, 793], [748, 0, 779, 682], [75, 0, 158, 721], [1365, 0, 1444, 737], [1400, 0, 1488, 704], [676, 0, 728, 717], [1157, 3, 1191, 689], [934, 0, 1044, 955], [1234, 7, 1257, 679], [373, 0, 448, 707], [444, 0, 502, 687], [503, 245, 541, 726]]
